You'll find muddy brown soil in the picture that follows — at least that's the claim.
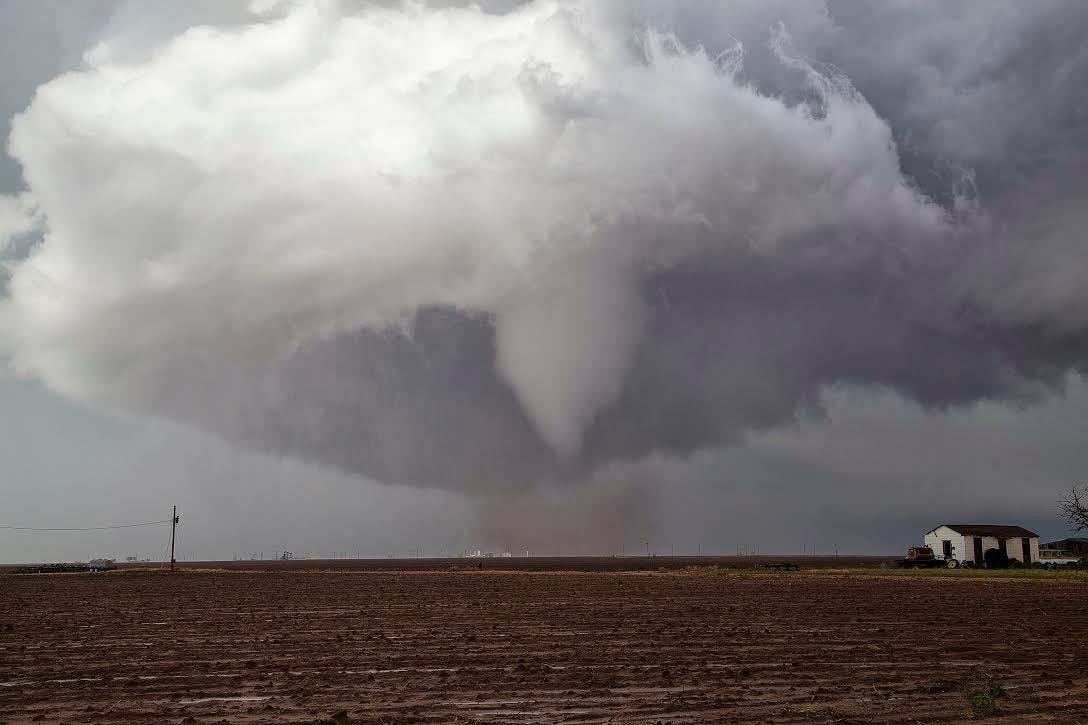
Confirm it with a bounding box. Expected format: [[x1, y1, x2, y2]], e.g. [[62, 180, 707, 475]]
[[1, 570, 1086, 723]]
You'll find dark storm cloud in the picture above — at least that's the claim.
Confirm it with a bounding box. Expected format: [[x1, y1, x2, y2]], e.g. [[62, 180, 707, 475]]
[[1, 0, 1087, 492]]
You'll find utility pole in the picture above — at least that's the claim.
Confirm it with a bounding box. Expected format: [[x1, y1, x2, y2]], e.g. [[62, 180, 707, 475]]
[[169, 506, 179, 571]]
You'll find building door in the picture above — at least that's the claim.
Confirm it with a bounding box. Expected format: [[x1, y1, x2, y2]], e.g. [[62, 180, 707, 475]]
[[999, 538, 1008, 556], [942, 540, 952, 559], [1021, 538, 1031, 564], [973, 537, 983, 563]]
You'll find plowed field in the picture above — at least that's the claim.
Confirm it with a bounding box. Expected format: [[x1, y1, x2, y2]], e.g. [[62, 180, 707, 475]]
[[2, 570, 1087, 723]]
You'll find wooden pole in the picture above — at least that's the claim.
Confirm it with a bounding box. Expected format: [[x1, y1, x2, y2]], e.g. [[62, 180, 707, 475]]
[[170, 506, 178, 571]]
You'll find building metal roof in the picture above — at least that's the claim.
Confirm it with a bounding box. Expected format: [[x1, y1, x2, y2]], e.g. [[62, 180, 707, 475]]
[[1042, 537, 1088, 546], [931, 524, 1039, 538]]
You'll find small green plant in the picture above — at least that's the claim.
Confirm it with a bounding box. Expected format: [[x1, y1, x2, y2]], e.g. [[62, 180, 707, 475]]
[[964, 673, 1006, 719]]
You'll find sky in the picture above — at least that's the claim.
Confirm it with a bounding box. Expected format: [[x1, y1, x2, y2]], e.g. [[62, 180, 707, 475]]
[[2, 0, 1087, 563]]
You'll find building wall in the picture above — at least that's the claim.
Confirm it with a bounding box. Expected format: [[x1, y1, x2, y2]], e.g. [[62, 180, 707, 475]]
[[982, 535, 1038, 564], [1023, 537, 1040, 564], [924, 527, 968, 562]]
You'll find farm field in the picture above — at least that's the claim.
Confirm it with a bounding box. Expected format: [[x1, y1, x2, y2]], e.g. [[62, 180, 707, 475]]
[[130, 555, 897, 572], [2, 569, 1088, 724]]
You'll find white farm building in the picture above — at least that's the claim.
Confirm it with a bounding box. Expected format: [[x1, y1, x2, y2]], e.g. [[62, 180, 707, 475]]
[[924, 525, 1039, 566]]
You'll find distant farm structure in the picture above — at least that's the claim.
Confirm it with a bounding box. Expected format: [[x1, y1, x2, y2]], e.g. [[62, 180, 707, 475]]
[[1042, 537, 1088, 557], [13, 559, 116, 575], [924, 524, 1039, 567]]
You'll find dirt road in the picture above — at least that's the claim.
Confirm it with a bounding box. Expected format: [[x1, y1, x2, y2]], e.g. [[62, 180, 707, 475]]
[[2, 570, 1086, 723]]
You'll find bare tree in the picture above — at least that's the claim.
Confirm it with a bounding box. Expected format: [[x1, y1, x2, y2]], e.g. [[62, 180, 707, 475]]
[[1058, 484, 1088, 532]]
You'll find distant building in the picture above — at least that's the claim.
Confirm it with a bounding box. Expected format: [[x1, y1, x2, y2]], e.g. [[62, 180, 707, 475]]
[[1042, 537, 1088, 557], [924, 525, 1039, 566]]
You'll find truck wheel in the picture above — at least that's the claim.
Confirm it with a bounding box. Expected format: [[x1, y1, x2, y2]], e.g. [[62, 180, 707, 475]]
[[946, 559, 959, 569]]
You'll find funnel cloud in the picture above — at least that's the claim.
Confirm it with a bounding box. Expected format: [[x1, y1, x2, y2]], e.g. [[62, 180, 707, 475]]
[[2, 0, 1088, 494]]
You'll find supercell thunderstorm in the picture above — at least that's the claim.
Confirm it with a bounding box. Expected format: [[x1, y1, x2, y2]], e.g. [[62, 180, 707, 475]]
[[2, 0, 1087, 490]]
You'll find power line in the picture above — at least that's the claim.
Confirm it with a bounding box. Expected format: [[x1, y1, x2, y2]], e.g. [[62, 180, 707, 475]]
[[0, 519, 171, 532]]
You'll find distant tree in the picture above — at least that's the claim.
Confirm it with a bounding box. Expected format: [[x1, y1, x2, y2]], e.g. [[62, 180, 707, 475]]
[[1058, 484, 1088, 532]]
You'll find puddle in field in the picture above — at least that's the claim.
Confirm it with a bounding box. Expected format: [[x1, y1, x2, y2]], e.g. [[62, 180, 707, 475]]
[[178, 696, 271, 704]]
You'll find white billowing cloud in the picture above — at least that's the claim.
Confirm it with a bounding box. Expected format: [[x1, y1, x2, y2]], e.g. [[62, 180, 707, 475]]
[[0, 193, 41, 300], [0, 0, 948, 478], [0, 193, 39, 248]]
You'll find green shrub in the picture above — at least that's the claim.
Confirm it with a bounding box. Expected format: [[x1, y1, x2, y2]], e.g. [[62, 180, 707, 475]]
[[964, 673, 1005, 719]]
